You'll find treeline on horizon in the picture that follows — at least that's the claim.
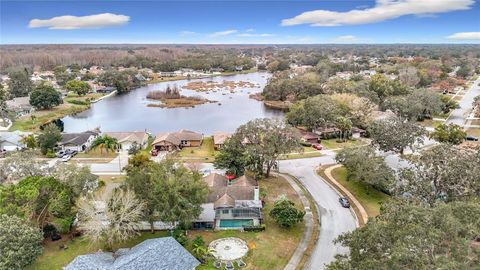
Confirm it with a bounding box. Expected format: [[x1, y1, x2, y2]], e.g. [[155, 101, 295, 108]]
[[1, 44, 479, 72]]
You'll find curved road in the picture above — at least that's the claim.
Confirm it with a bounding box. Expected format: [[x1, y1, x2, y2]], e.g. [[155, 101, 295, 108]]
[[279, 153, 357, 270]]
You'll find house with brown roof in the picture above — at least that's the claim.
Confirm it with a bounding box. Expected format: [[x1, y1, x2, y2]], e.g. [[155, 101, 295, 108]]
[[213, 132, 232, 149], [152, 130, 203, 151], [104, 131, 149, 151], [194, 173, 262, 230]]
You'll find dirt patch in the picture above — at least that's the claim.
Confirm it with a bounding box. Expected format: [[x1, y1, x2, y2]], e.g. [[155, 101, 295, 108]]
[[183, 80, 258, 92]]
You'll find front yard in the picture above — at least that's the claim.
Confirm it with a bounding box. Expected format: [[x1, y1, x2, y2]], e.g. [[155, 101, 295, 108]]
[[320, 138, 368, 151], [177, 136, 217, 162]]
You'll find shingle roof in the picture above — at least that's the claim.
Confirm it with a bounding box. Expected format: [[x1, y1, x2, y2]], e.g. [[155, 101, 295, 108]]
[[203, 173, 228, 187], [152, 130, 202, 146], [230, 175, 258, 187], [214, 193, 236, 208], [60, 131, 98, 146], [213, 132, 232, 145], [104, 132, 147, 145], [64, 237, 200, 270], [202, 174, 257, 208]]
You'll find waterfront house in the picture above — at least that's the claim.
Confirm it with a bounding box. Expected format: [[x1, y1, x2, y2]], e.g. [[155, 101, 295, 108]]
[[152, 130, 203, 152], [6, 97, 34, 117], [0, 131, 30, 151], [193, 173, 262, 230], [104, 131, 149, 151], [58, 131, 99, 152], [213, 132, 232, 150], [300, 131, 320, 144], [96, 86, 116, 94], [64, 237, 200, 270]]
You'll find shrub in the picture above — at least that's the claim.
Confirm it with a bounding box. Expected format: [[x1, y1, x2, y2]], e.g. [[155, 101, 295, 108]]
[[97, 180, 106, 188], [300, 141, 312, 147], [67, 99, 89, 106], [172, 228, 188, 246], [46, 151, 56, 158]]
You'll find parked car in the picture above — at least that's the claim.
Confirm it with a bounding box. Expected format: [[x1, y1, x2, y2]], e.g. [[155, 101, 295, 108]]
[[150, 149, 159, 156], [339, 197, 350, 208], [65, 149, 78, 156], [56, 150, 66, 158], [465, 135, 479, 141], [312, 143, 323, 150], [62, 154, 71, 162]]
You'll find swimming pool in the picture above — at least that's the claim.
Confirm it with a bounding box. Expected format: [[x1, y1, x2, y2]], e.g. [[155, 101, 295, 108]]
[[219, 219, 253, 228]]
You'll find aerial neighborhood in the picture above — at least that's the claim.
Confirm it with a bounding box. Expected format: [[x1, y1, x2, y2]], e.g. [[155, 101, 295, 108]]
[[1, 1, 480, 270]]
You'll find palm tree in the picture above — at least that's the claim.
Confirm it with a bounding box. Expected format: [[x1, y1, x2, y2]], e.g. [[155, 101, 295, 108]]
[[335, 116, 353, 142], [90, 135, 119, 154]]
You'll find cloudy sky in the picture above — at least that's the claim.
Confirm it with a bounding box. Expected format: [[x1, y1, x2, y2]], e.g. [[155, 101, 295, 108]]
[[1, 0, 479, 44]]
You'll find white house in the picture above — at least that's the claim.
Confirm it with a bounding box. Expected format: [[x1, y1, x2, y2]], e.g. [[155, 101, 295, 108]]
[[103, 131, 149, 151], [0, 131, 30, 151], [58, 131, 99, 152]]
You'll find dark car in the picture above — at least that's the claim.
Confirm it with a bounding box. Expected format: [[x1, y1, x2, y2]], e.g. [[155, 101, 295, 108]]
[[65, 149, 78, 156], [339, 197, 350, 208], [465, 135, 479, 141]]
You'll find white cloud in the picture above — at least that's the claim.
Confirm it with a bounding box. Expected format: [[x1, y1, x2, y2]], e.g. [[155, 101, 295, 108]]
[[447, 32, 480, 40], [246, 28, 255, 32], [282, 0, 474, 26], [209, 30, 238, 37], [29, 13, 129, 30], [179, 31, 196, 36], [333, 35, 358, 42], [237, 33, 274, 37]]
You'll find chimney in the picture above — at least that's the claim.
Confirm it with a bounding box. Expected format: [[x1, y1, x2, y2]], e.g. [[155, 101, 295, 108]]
[[254, 186, 260, 201]]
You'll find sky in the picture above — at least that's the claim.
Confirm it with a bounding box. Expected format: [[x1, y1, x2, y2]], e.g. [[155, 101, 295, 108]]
[[1, 0, 479, 44]]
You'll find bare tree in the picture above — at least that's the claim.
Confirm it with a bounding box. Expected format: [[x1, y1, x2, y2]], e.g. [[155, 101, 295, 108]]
[[77, 188, 145, 250]]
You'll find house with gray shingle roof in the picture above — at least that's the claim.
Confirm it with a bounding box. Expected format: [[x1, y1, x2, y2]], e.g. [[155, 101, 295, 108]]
[[64, 237, 200, 270]]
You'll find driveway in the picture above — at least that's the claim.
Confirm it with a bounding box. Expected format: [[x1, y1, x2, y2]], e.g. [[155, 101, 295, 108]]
[[278, 155, 357, 270], [89, 151, 129, 175], [446, 77, 480, 126]]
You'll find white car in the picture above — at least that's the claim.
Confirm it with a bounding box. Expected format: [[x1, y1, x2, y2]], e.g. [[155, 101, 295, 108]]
[[62, 154, 71, 162]]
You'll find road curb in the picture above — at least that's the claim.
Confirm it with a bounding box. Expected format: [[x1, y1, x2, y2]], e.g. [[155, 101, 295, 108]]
[[320, 165, 369, 226]]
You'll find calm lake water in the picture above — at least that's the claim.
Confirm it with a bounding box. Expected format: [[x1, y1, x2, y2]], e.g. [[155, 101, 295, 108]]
[[62, 72, 283, 134]]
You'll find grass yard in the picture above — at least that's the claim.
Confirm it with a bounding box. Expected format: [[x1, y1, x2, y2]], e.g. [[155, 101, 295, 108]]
[[320, 138, 367, 150], [192, 175, 305, 270], [64, 92, 105, 105], [27, 231, 170, 270], [417, 119, 444, 129], [76, 148, 118, 159], [177, 136, 217, 162], [281, 149, 322, 160], [330, 166, 390, 217]]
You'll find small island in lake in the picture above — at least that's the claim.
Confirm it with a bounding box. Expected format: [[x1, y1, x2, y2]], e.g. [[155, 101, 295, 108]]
[[146, 85, 216, 108], [183, 80, 258, 92]]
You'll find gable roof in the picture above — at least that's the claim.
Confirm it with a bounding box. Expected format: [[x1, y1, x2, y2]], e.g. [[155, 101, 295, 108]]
[[230, 175, 258, 187], [0, 131, 27, 146], [213, 132, 232, 145], [65, 237, 200, 270], [104, 132, 147, 145], [214, 193, 236, 208], [202, 174, 258, 208], [59, 131, 98, 146], [203, 173, 228, 187], [152, 130, 202, 146]]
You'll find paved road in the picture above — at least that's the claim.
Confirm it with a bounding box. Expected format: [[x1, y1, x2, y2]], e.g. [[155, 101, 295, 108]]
[[279, 154, 357, 270], [89, 151, 129, 175], [446, 77, 480, 126]]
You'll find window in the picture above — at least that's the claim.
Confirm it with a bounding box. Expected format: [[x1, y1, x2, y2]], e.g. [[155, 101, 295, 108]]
[[222, 209, 229, 214]]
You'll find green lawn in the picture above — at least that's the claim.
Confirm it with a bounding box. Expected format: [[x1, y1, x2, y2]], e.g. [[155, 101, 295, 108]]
[[10, 104, 87, 131], [27, 231, 170, 270], [331, 167, 390, 217], [320, 139, 367, 150], [177, 136, 217, 162], [75, 148, 118, 158]]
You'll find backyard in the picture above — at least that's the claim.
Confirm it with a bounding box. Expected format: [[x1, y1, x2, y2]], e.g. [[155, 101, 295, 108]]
[[177, 136, 217, 162]]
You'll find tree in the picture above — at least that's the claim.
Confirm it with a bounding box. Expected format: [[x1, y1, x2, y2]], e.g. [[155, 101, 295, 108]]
[[327, 200, 480, 270], [430, 123, 466, 145], [127, 141, 142, 155], [0, 215, 43, 270], [384, 89, 443, 121], [330, 93, 377, 128], [269, 197, 305, 227], [8, 69, 33, 98], [286, 95, 340, 131], [54, 65, 76, 86], [125, 159, 208, 232], [0, 84, 8, 126], [213, 136, 248, 176], [336, 146, 395, 193], [234, 118, 302, 177], [50, 163, 99, 197], [20, 134, 37, 149], [37, 123, 61, 155], [369, 117, 427, 154], [0, 150, 48, 183], [398, 66, 420, 87], [335, 116, 352, 142], [64, 80, 91, 96], [397, 145, 480, 206], [0, 176, 76, 233], [90, 135, 119, 154], [77, 188, 145, 250], [29, 83, 63, 109]]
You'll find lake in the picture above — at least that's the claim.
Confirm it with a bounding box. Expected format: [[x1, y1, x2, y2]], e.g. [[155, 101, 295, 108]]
[[61, 72, 284, 134]]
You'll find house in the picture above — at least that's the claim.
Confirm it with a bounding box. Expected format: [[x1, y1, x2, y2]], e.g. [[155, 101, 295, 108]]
[[300, 131, 319, 144], [0, 131, 30, 151], [193, 173, 262, 230], [104, 131, 149, 151], [96, 86, 116, 94], [152, 130, 203, 151], [6, 97, 34, 117], [58, 131, 99, 152], [314, 126, 340, 139], [351, 127, 367, 139], [213, 132, 232, 150], [64, 237, 200, 270]]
